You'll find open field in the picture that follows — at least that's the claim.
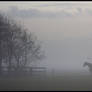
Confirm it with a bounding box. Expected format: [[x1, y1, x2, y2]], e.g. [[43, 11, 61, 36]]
[[0, 72, 92, 91]]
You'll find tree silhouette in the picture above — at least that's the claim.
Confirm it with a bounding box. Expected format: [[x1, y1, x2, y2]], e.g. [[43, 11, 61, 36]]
[[0, 13, 44, 75]]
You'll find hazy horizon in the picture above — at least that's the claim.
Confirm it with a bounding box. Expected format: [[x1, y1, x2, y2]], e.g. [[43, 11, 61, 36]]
[[1, 1, 92, 74]]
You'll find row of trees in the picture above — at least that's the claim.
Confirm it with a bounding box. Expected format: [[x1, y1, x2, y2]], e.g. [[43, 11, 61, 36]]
[[0, 14, 44, 75]]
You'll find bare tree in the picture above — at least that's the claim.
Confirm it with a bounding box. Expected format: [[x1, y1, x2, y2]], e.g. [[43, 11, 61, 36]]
[[0, 13, 44, 75]]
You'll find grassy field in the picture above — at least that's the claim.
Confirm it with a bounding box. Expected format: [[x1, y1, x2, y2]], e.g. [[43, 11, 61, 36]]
[[0, 72, 92, 91]]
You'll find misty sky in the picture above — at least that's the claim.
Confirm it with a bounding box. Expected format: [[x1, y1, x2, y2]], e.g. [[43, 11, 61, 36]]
[[0, 1, 92, 73]]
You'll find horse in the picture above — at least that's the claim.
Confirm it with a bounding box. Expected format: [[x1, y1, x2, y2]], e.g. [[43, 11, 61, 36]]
[[83, 62, 92, 74]]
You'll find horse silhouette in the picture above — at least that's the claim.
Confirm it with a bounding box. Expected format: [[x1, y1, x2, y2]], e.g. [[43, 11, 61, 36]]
[[83, 62, 92, 74]]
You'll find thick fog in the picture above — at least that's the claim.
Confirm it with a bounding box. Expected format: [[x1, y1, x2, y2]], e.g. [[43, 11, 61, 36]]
[[1, 2, 92, 74], [18, 17, 92, 74], [1, 2, 92, 91]]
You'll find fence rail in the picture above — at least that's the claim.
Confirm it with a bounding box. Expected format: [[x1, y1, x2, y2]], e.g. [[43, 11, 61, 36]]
[[0, 66, 47, 76]]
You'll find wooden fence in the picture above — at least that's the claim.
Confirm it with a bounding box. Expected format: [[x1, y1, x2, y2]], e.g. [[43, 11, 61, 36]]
[[0, 66, 47, 76]]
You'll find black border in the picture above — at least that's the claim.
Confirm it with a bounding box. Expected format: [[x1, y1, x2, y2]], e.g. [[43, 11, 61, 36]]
[[0, 0, 68, 1]]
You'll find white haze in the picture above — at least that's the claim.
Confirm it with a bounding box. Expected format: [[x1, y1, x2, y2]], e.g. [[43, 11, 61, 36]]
[[1, 2, 92, 74], [14, 16, 92, 74]]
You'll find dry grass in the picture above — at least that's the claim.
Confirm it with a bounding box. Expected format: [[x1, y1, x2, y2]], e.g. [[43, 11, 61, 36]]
[[0, 73, 92, 91]]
